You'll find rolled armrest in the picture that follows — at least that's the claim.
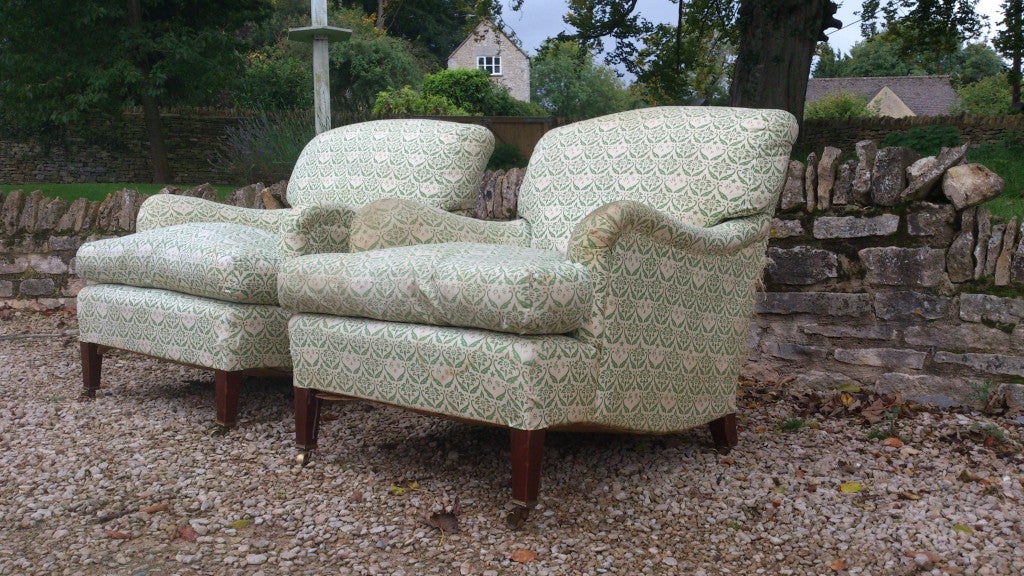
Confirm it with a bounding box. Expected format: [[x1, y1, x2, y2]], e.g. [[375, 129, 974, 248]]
[[349, 198, 531, 252], [568, 200, 769, 265], [136, 194, 283, 233], [277, 204, 355, 257]]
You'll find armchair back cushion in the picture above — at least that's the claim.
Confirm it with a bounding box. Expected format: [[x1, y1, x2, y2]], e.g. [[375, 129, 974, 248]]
[[287, 119, 494, 212], [517, 107, 798, 253]]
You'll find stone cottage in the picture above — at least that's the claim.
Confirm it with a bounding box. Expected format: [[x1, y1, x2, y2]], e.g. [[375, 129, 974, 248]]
[[806, 76, 957, 118], [447, 20, 530, 102]]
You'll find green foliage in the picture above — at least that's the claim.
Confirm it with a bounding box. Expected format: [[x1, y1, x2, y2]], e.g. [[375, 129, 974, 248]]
[[779, 417, 811, 433], [421, 69, 546, 116], [486, 143, 528, 170], [881, 125, 962, 156], [530, 40, 641, 119], [235, 50, 313, 112], [209, 110, 315, 184], [993, 0, 1023, 109], [953, 75, 1015, 116], [813, 34, 1004, 84], [804, 92, 873, 120], [372, 86, 472, 117], [969, 132, 1024, 220], [0, 183, 239, 202], [860, 1, 986, 72]]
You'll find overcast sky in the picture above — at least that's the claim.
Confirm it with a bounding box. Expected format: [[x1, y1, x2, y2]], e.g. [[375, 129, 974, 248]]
[[499, 0, 1007, 57]]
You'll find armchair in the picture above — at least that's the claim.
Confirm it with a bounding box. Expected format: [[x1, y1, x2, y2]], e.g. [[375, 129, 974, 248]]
[[75, 119, 494, 426], [278, 107, 798, 518]]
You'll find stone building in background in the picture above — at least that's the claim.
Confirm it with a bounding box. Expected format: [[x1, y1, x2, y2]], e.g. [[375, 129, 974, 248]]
[[447, 20, 531, 102], [806, 76, 957, 118]]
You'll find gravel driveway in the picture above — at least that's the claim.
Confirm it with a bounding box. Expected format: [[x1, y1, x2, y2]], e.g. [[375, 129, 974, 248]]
[[1, 310, 1022, 575]]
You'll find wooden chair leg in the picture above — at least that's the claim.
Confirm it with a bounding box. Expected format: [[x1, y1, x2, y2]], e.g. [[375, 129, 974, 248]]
[[214, 370, 243, 427], [294, 387, 322, 452], [709, 413, 738, 453], [81, 342, 102, 398], [510, 428, 546, 506]]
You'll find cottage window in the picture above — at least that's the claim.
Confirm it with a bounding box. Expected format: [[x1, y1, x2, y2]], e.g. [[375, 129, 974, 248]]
[[477, 56, 502, 76]]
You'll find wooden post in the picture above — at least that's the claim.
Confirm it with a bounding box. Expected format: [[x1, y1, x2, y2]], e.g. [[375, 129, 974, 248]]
[[288, 1, 352, 135]]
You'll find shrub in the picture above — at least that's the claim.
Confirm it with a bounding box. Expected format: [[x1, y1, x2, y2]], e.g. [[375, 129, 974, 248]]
[[881, 125, 962, 157], [951, 75, 1015, 116], [804, 91, 873, 120], [210, 110, 314, 184], [421, 69, 547, 116], [372, 86, 472, 117], [486, 143, 527, 170]]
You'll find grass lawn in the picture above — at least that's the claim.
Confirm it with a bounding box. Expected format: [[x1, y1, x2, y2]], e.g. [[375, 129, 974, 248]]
[[969, 142, 1024, 222], [0, 182, 239, 202]]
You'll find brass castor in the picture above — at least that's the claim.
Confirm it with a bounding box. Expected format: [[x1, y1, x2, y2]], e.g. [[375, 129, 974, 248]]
[[295, 451, 313, 467], [505, 504, 532, 530], [207, 423, 232, 437]]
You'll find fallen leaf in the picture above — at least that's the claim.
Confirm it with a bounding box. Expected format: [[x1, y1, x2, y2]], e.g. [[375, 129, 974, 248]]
[[177, 525, 197, 542], [228, 518, 253, 530], [839, 481, 864, 493], [830, 558, 847, 570], [388, 480, 420, 496], [881, 437, 904, 448], [349, 491, 364, 503], [957, 470, 983, 483], [897, 491, 922, 501], [140, 502, 169, 514], [836, 383, 861, 393], [321, 413, 339, 422], [839, 392, 856, 409], [424, 511, 459, 533], [106, 530, 131, 540], [952, 523, 974, 535], [511, 548, 537, 563]]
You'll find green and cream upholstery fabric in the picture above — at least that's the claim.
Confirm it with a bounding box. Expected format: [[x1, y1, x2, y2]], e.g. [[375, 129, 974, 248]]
[[289, 316, 598, 430], [517, 106, 797, 253], [348, 198, 531, 252], [286, 106, 799, 433], [279, 243, 593, 335], [288, 119, 494, 212], [78, 285, 291, 371], [77, 223, 282, 305]]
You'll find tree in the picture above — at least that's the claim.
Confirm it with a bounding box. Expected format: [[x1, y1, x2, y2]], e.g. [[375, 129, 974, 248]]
[[421, 69, 546, 115], [812, 34, 1002, 82], [0, 0, 271, 183], [994, 0, 1023, 110], [530, 40, 640, 118], [860, 1, 985, 72], [952, 74, 1015, 115], [527, 0, 840, 120]]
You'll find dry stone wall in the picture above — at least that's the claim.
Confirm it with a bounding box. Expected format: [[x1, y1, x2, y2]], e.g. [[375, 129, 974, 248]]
[[2, 157, 1022, 407]]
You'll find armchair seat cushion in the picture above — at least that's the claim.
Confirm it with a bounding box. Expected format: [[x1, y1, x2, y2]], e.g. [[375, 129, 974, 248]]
[[279, 242, 594, 335], [76, 222, 281, 305]]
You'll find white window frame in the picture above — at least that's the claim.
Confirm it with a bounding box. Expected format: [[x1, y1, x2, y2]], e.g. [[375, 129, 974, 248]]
[[477, 55, 502, 76]]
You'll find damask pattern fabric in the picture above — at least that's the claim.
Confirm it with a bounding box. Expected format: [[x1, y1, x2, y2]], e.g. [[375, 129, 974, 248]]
[[78, 285, 291, 371], [287, 119, 494, 211], [517, 107, 797, 253], [77, 223, 281, 305], [348, 198, 531, 252], [279, 243, 593, 335], [287, 106, 799, 434], [136, 194, 284, 234], [289, 315, 598, 429]]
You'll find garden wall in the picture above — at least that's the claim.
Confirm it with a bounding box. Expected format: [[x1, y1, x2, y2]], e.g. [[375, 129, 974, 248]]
[[799, 114, 1024, 155], [2, 147, 1022, 408]]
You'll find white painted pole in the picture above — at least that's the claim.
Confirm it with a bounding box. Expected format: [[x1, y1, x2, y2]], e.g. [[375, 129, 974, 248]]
[[311, 0, 331, 135]]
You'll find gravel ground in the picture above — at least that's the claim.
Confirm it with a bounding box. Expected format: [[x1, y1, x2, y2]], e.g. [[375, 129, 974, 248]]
[[1, 310, 1023, 576]]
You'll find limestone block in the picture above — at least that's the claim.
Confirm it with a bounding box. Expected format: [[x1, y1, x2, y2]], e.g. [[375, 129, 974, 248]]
[[832, 160, 856, 206], [872, 291, 952, 321], [229, 183, 265, 209], [804, 152, 818, 212], [974, 207, 991, 280], [817, 146, 842, 210], [35, 198, 68, 231], [755, 292, 872, 316], [995, 217, 1018, 286], [859, 247, 948, 287], [906, 323, 1013, 352], [870, 147, 920, 206], [16, 190, 43, 233], [934, 352, 1024, 376], [834, 347, 927, 370], [0, 257, 29, 274], [56, 198, 88, 233], [1012, 221, 1024, 285], [183, 183, 218, 202], [801, 324, 896, 341], [984, 224, 1005, 277], [907, 202, 955, 244], [29, 255, 68, 274], [943, 163, 1005, 210], [874, 373, 986, 409], [766, 246, 838, 285], [852, 140, 877, 205], [18, 278, 56, 296], [49, 236, 81, 252], [765, 341, 829, 362], [779, 160, 806, 212], [2, 189, 25, 235], [959, 293, 1024, 325], [813, 215, 899, 239], [770, 218, 804, 239], [63, 277, 87, 298], [899, 144, 968, 203], [0, 280, 12, 298]]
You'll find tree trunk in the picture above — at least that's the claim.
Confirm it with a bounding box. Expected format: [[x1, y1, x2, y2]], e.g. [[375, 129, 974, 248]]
[[376, 0, 384, 30], [729, 0, 840, 121], [1012, 54, 1022, 111], [127, 0, 173, 183]]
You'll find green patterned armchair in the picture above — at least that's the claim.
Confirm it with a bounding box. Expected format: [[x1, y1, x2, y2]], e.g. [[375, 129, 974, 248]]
[[75, 119, 494, 426], [279, 107, 798, 519]]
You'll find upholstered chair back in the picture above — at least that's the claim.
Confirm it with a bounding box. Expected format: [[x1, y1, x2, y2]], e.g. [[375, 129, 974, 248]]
[[287, 119, 494, 211], [516, 107, 799, 253]]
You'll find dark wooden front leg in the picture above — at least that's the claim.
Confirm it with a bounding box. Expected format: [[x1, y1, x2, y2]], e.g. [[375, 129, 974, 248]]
[[709, 413, 738, 453], [510, 428, 546, 506], [81, 342, 102, 398], [214, 370, 243, 427], [294, 387, 321, 451]]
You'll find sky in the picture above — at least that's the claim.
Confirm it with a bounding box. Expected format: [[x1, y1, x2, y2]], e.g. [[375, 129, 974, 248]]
[[499, 0, 1008, 57]]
